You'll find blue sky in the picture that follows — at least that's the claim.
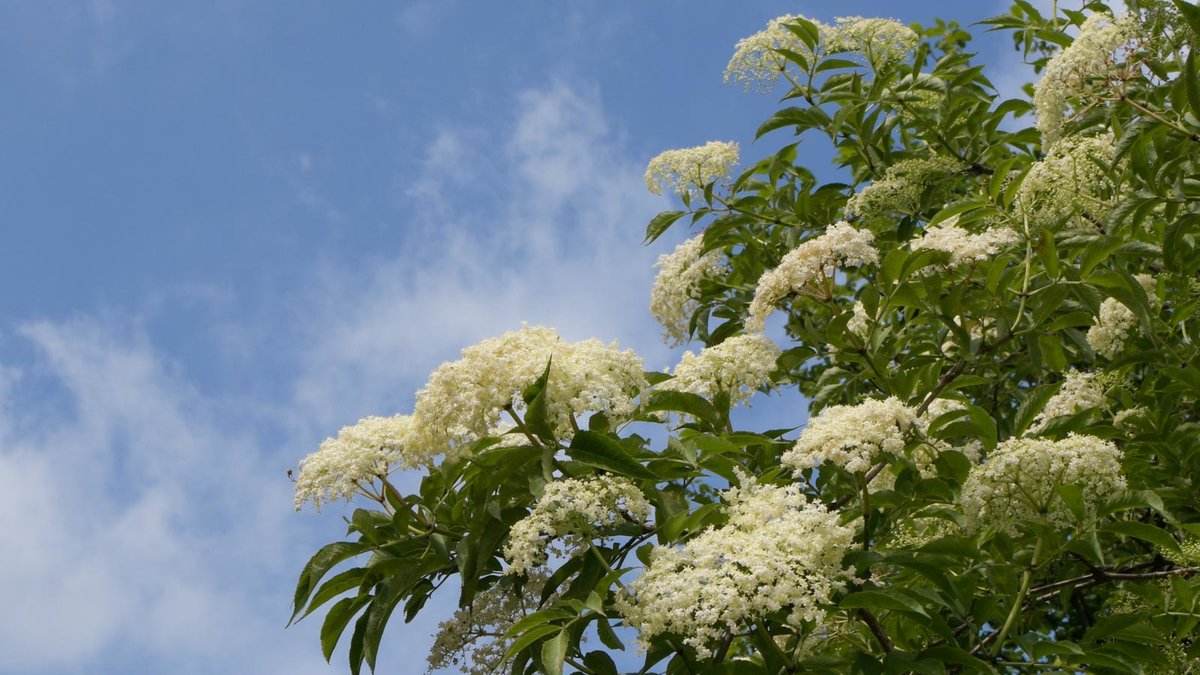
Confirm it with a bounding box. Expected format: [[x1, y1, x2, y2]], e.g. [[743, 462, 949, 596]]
[[0, 1, 1047, 673]]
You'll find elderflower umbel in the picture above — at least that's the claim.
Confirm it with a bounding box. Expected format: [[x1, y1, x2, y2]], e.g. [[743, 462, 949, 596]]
[[1030, 370, 1109, 433], [650, 234, 727, 346], [959, 434, 1125, 534], [1087, 274, 1157, 359], [503, 475, 651, 575], [911, 220, 1022, 267], [822, 16, 919, 67], [1016, 132, 1118, 227], [725, 14, 818, 92], [644, 141, 739, 199], [426, 569, 552, 675], [747, 222, 878, 330], [1033, 12, 1138, 146], [616, 476, 855, 654], [782, 397, 916, 475], [661, 333, 780, 406], [293, 415, 413, 510], [407, 326, 647, 464], [845, 156, 963, 220]]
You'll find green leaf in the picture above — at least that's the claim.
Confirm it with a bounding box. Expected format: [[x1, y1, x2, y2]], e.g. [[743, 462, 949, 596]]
[[292, 542, 369, 624], [320, 595, 370, 662], [1106, 520, 1181, 555], [642, 390, 721, 428], [503, 624, 561, 663], [644, 210, 686, 244], [540, 630, 569, 675], [1174, 0, 1200, 37], [583, 651, 620, 675], [567, 431, 657, 480], [840, 590, 930, 618], [301, 567, 367, 622], [522, 358, 556, 442]]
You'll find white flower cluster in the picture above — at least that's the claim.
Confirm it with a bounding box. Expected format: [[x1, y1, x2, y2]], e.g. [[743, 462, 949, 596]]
[[1033, 12, 1138, 146], [408, 325, 647, 464], [1030, 370, 1108, 433], [616, 477, 855, 654], [847, 301, 872, 339], [1087, 274, 1157, 359], [822, 16, 920, 68], [426, 569, 551, 675], [959, 434, 1125, 534], [783, 397, 916, 475], [845, 156, 963, 219], [650, 234, 727, 346], [644, 141, 739, 199], [747, 223, 878, 330], [1016, 132, 1117, 227], [503, 475, 651, 575], [911, 220, 1022, 267], [724, 14, 813, 92], [293, 415, 413, 511], [661, 333, 780, 406]]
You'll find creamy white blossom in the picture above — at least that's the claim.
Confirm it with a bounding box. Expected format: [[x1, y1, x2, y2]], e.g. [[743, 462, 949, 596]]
[[1030, 370, 1109, 433], [293, 415, 413, 510], [407, 326, 647, 464], [747, 223, 878, 330], [644, 141, 739, 199], [725, 14, 817, 92], [847, 301, 872, 339], [616, 477, 855, 654], [960, 434, 1125, 534], [783, 397, 916, 475], [822, 16, 919, 67], [911, 221, 1022, 266], [1087, 274, 1157, 359], [427, 569, 552, 675], [650, 234, 727, 345], [846, 156, 963, 219], [661, 333, 780, 406], [503, 475, 651, 575], [1033, 12, 1138, 146], [1016, 132, 1119, 227]]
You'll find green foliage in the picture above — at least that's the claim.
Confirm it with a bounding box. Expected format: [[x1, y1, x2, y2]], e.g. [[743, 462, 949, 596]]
[[292, 2, 1200, 673]]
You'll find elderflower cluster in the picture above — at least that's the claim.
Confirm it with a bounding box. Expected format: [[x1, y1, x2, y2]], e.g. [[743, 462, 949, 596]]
[[616, 477, 855, 654], [661, 333, 780, 406], [724, 14, 815, 92], [1087, 274, 1157, 359], [1030, 370, 1110, 433], [783, 397, 916, 475], [847, 301, 872, 339], [426, 569, 552, 675], [293, 415, 413, 510], [1033, 12, 1138, 146], [911, 220, 1022, 267], [822, 16, 919, 67], [1016, 132, 1118, 227], [644, 141, 739, 199], [747, 223, 878, 330], [959, 434, 1125, 534], [650, 234, 727, 346], [408, 326, 647, 464], [503, 475, 651, 575], [845, 156, 963, 219]]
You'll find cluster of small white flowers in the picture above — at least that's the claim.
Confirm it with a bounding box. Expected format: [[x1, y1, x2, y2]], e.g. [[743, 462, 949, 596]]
[[616, 477, 855, 654], [1016, 132, 1118, 227], [293, 415, 413, 510], [426, 569, 550, 675], [644, 141, 740, 199], [408, 326, 647, 464], [1033, 12, 1138, 146], [747, 223, 878, 330], [959, 434, 1125, 534], [1087, 274, 1157, 359], [724, 14, 815, 92], [847, 301, 872, 339], [911, 221, 1022, 266], [503, 475, 651, 575], [1113, 406, 1147, 429], [822, 16, 919, 67], [845, 157, 962, 220], [661, 333, 780, 406], [782, 397, 916, 475], [1030, 370, 1108, 433], [650, 234, 727, 346]]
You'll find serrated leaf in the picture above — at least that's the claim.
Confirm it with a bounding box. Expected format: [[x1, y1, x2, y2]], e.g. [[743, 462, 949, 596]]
[[644, 210, 686, 244], [320, 595, 370, 662], [292, 542, 369, 624], [567, 431, 657, 480]]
